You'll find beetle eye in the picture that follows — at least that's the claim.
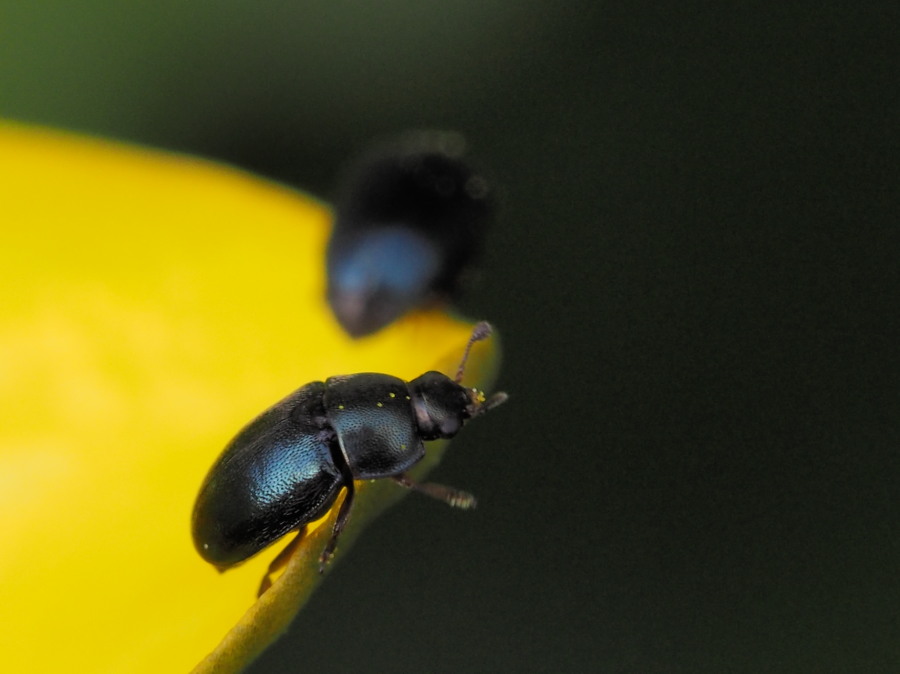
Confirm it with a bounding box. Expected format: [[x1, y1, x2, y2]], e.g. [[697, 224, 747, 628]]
[[439, 416, 461, 436]]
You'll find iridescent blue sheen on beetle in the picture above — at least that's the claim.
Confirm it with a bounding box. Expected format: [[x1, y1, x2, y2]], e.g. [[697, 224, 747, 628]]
[[191, 322, 507, 582], [326, 132, 493, 337]]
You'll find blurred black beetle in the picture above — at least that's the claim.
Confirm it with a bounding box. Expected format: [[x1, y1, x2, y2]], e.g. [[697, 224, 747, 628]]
[[326, 132, 494, 338]]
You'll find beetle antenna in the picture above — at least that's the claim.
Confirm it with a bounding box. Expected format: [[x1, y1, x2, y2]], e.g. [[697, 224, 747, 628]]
[[483, 391, 509, 412], [455, 321, 492, 383]]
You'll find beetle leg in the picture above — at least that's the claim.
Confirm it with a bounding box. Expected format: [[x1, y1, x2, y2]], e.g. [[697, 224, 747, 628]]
[[392, 474, 477, 509], [319, 481, 355, 573], [258, 529, 306, 597]]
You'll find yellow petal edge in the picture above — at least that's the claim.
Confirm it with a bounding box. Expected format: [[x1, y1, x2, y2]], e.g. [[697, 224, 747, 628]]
[[0, 121, 499, 673]]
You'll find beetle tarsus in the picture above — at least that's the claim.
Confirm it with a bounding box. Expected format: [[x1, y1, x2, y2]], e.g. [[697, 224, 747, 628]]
[[392, 474, 477, 509], [258, 530, 306, 597]]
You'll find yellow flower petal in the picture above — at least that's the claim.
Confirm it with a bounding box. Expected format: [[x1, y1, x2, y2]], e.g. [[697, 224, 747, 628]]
[[0, 121, 499, 672]]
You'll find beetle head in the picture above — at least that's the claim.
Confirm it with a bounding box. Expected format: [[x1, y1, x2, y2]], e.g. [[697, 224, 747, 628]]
[[409, 321, 507, 440], [409, 371, 470, 440]]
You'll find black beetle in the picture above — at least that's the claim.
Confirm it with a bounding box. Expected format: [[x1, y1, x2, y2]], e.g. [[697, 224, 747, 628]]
[[192, 321, 506, 581], [326, 132, 493, 338]]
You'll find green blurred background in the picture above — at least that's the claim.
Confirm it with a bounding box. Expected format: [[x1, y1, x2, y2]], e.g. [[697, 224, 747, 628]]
[[3, 2, 898, 672]]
